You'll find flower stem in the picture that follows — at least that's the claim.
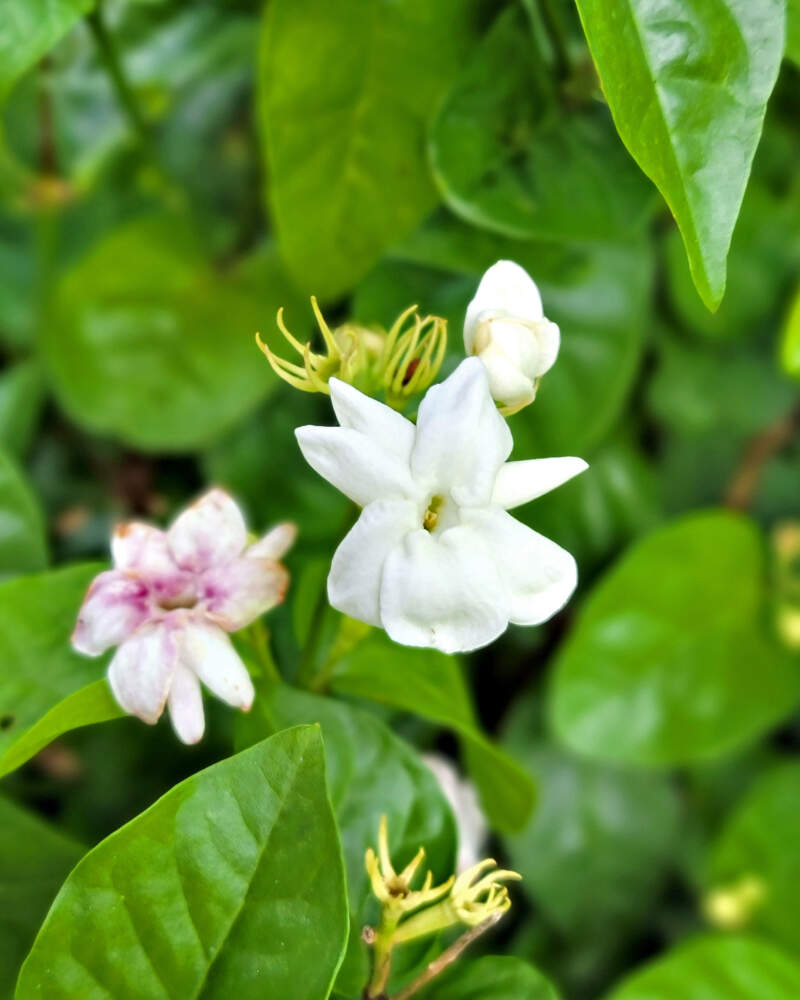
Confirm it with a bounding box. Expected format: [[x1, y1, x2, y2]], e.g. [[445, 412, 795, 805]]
[[86, 5, 149, 144]]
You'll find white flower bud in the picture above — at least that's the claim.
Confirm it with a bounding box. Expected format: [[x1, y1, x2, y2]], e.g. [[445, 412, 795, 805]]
[[464, 260, 560, 413]]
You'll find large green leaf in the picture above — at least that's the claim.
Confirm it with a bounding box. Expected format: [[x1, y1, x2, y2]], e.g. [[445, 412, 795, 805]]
[[708, 762, 800, 953], [0, 564, 106, 761], [237, 682, 456, 998], [420, 956, 560, 1000], [260, 0, 485, 299], [787, 0, 800, 65], [429, 5, 654, 242], [575, 0, 784, 308], [17, 726, 350, 999], [0, 449, 47, 576], [550, 511, 800, 766], [503, 695, 678, 940], [0, 0, 93, 101], [0, 360, 45, 457], [328, 633, 535, 833], [0, 797, 83, 997], [601, 935, 800, 1000], [41, 220, 301, 451]]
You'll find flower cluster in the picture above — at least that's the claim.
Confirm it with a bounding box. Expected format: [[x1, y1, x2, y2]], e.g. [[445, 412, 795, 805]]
[[72, 490, 294, 743]]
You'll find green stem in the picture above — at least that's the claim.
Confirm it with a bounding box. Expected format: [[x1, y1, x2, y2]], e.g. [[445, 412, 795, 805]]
[[87, 5, 149, 143]]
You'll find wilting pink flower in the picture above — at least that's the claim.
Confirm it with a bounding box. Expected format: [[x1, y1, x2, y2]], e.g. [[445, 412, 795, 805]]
[[73, 489, 295, 744]]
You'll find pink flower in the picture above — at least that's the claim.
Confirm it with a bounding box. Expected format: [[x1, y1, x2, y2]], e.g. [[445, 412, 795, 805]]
[[72, 489, 295, 744]]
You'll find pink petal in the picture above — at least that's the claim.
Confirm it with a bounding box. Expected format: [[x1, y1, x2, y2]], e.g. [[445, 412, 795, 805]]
[[167, 663, 205, 744], [111, 522, 175, 577], [178, 622, 254, 710], [107, 620, 179, 724], [72, 570, 151, 656], [246, 522, 297, 561], [200, 557, 288, 631], [167, 488, 248, 572]]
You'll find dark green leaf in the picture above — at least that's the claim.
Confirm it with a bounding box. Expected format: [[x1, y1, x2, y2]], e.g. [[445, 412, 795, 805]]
[[0, 360, 46, 457], [420, 955, 560, 1000], [17, 726, 350, 999], [0, 449, 48, 576], [260, 0, 485, 299], [550, 511, 800, 766], [575, 0, 784, 308]]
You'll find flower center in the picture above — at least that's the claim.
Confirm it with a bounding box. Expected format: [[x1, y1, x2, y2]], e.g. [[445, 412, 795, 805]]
[[423, 495, 445, 533], [158, 593, 197, 611]]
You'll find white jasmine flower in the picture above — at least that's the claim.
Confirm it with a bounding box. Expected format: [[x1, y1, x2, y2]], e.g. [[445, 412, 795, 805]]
[[423, 753, 488, 872], [464, 260, 560, 412], [72, 489, 295, 744], [296, 358, 586, 653]]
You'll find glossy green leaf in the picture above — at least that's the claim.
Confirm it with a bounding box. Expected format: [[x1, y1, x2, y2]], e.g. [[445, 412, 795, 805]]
[[328, 633, 535, 833], [0, 564, 106, 761], [0, 680, 123, 780], [503, 696, 678, 939], [17, 726, 350, 999], [237, 683, 455, 998], [550, 511, 800, 766], [709, 762, 800, 953], [575, 0, 784, 308], [780, 285, 800, 379], [420, 955, 560, 1000], [0, 0, 93, 101], [42, 220, 301, 451], [430, 5, 654, 242], [0, 449, 47, 576], [260, 0, 484, 299], [787, 0, 800, 65], [601, 935, 800, 1000], [0, 360, 45, 456], [0, 797, 83, 996]]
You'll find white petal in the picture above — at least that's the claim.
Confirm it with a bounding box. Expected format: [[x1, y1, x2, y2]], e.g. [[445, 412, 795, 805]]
[[328, 499, 419, 626], [179, 622, 255, 710], [296, 425, 419, 507], [411, 358, 512, 507], [168, 489, 247, 572], [465, 508, 577, 626], [329, 378, 415, 465], [72, 570, 151, 656], [201, 557, 288, 631], [491, 457, 588, 510], [167, 663, 205, 744], [107, 620, 178, 724], [379, 525, 509, 654], [475, 340, 536, 410], [111, 522, 175, 578], [247, 522, 297, 561], [423, 753, 488, 873], [464, 260, 544, 352]]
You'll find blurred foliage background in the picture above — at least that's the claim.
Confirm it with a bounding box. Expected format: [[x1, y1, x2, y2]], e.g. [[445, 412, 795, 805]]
[[1, 1, 799, 998]]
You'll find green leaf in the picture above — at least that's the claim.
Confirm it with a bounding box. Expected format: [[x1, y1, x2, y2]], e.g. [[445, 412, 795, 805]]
[[574, 0, 784, 308], [780, 284, 800, 379], [260, 0, 485, 299], [328, 634, 535, 833], [601, 935, 800, 1000], [419, 955, 561, 1000], [0, 796, 83, 996], [709, 762, 800, 953], [41, 219, 302, 451], [0, 680, 123, 780], [550, 511, 800, 766], [0, 564, 107, 762], [0, 360, 46, 457], [787, 0, 800, 65], [17, 726, 350, 999], [236, 682, 456, 998], [429, 5, 654, 243], [0, 449, 48, 577], [0, 0, 93, 101], [502, 696, 678, 939]]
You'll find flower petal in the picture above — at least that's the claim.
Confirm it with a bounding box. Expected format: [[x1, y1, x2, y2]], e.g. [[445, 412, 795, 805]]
[[474, 339, 536, 410], [379, 525, 509, 653], [167, 663, 205, 744], [201, 557, 288, 631], [328, 499, 420, 626], [329, 377, 415, 464], [464, 508, 577, 626], [491, 457, 589, 510], [72, 570, 151, 656], [464, 260, 544, 352], [247, 522, 297, 561], [295, 425, 419, 507], [167, 488, 247, 572], [411, 358, 512, 507], [179, 622, 254, 710], [107, 620, 178, 724], [111, 522, 175, 578]]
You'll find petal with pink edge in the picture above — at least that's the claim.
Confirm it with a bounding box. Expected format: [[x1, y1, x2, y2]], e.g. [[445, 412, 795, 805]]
[[201, 557, 288, 631], [111, 522, 175, 577], [72, 570, 151, 656], [107, 620, 178, 724], [167, 663, 205, 744], [167, 488, 247, 572], [179, 621, 255, 710], [247, 522, 297, 561]]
